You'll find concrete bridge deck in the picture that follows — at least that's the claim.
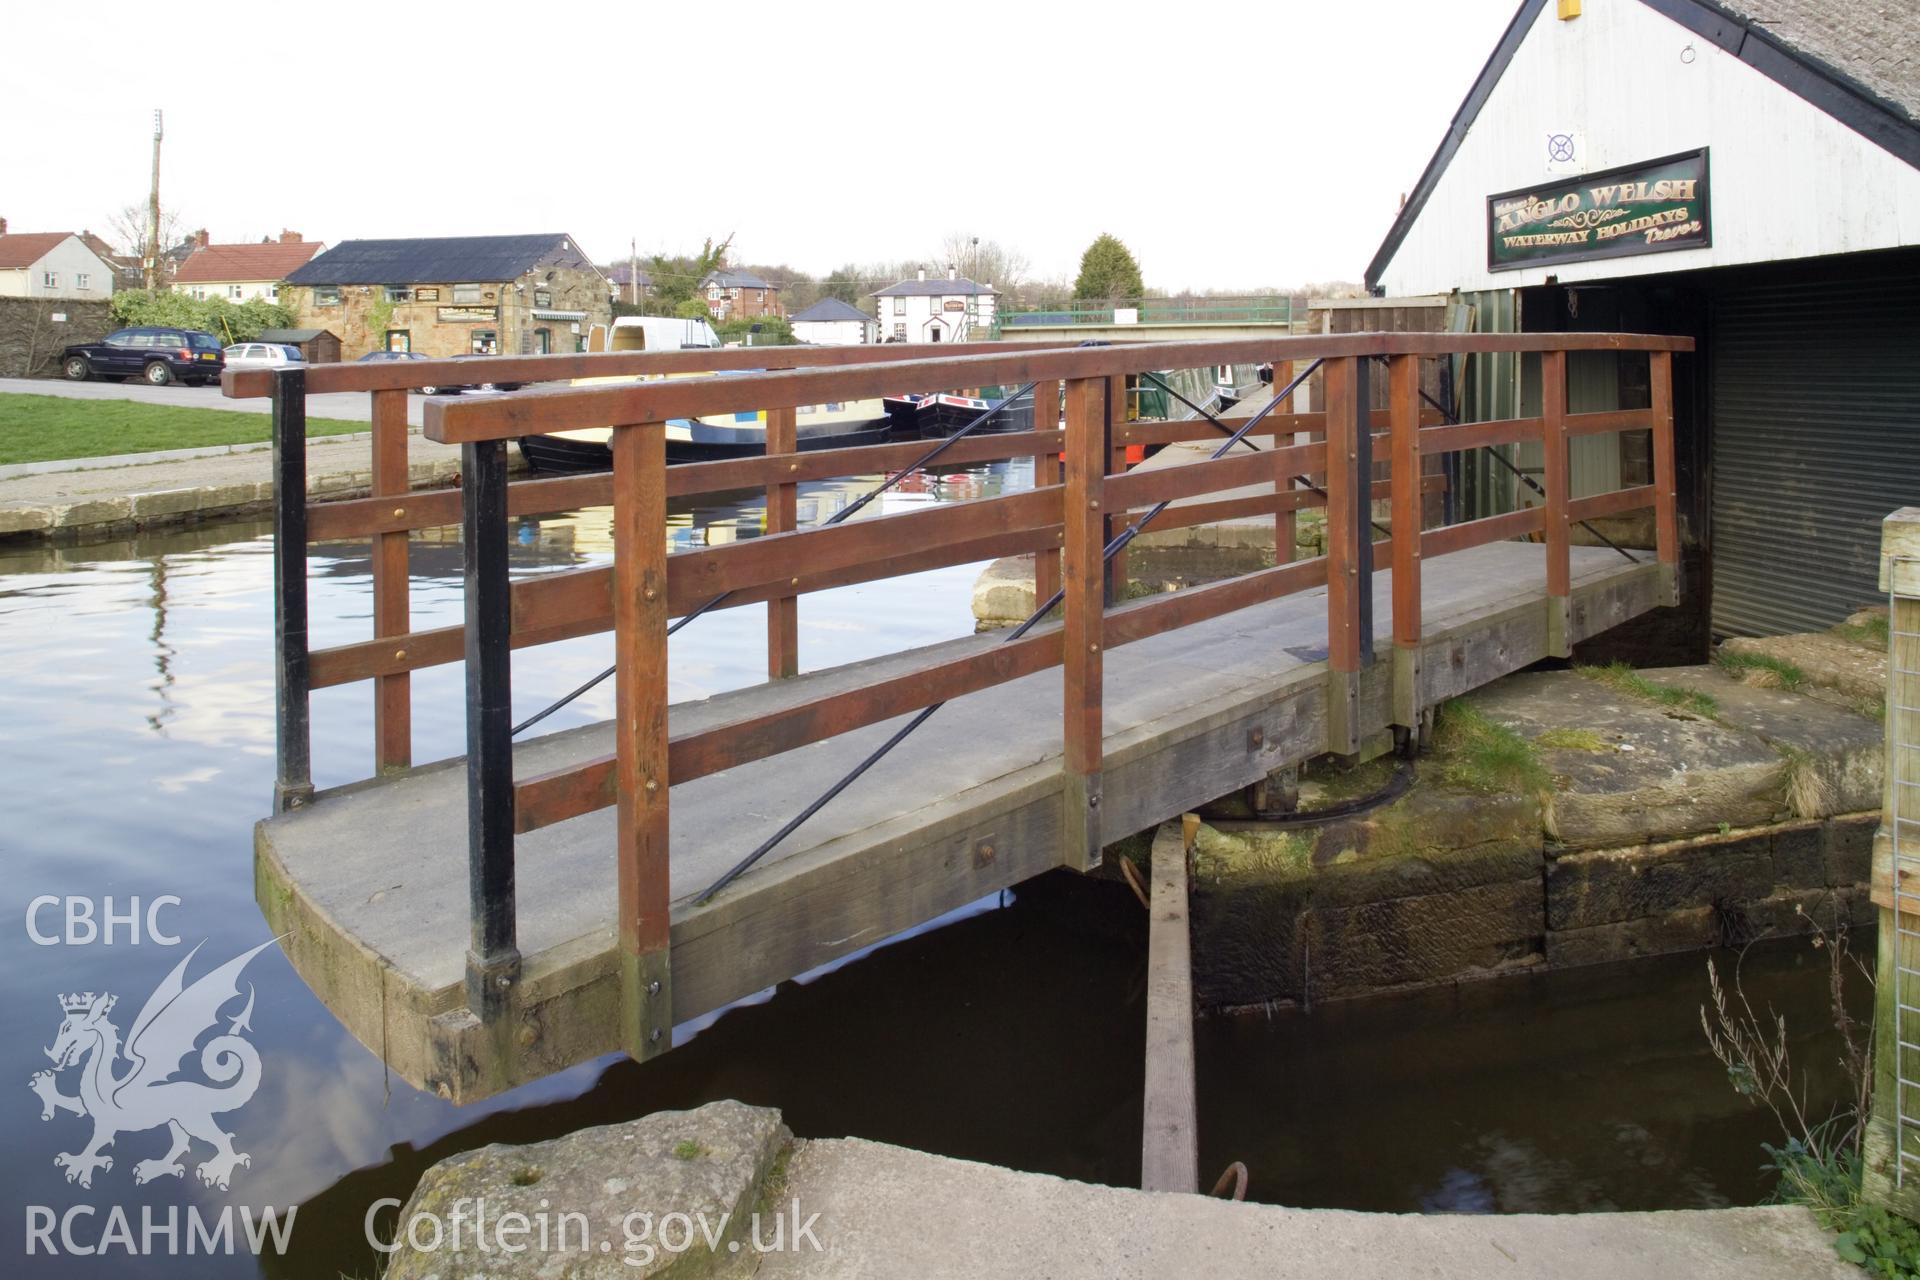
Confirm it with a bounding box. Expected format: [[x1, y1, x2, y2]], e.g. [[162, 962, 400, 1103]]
[[257, 540, 1660, 1102]]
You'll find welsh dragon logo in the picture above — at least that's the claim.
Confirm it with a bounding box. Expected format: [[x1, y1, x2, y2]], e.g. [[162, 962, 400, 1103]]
[[29, 939, 275, 1191]]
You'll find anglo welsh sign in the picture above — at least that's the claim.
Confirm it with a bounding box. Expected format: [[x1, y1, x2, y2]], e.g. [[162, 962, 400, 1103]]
[[1487, 148, 1710, 272], [437, 305, 498, 323]]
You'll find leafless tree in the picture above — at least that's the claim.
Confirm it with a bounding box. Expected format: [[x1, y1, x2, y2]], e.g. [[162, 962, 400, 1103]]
[[937, 233, 1031, 291], [105, 200, 188, 261]]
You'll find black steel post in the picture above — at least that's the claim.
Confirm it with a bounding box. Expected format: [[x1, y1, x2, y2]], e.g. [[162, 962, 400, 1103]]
[[462, 439, 519, 1020], [270, 368, 313, 812], [1354, 359, 1375, 667]]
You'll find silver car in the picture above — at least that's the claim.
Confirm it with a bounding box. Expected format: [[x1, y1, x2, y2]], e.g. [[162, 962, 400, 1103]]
[[222, 342, 305, 371]]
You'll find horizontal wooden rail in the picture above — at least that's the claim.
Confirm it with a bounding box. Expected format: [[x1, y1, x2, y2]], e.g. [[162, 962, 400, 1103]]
[[1115, 406, 1444, 449], [1419, 506, 1546, 558], [1126, 474, 1447, 537], [1419, 416, 1545, 455], [663, 485, 1057, 614], [308, 428, 1067, 540], [1567, 484, 1657, 523], [310, 520, 1064, 689], [1105, 442, 1324, 510], [422, 333, 1695, 445], [1565, 408, 1654, 439]]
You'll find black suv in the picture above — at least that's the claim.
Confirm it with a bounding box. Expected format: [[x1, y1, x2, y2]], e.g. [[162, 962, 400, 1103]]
[[61, 327, 226, 387]]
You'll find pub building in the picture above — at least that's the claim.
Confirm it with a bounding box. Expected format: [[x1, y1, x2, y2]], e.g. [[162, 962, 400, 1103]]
[[1366, 0, 1920, 651]]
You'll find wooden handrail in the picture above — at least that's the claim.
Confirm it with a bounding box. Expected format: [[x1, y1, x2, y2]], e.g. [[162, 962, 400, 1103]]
[[421, 333, 1695, 444], [222, 338, 1097, 398]]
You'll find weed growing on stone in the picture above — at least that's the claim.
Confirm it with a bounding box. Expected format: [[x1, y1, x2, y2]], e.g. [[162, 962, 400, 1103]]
[[1535, 727, 1609, 753], [1576, 660, 1719, 717], [1777, 745, 1834, 820], [1716, 648, 1809, 691], [672, 1140, 708, 1161], [1701, 904, 1908, 1275], [1430, 701, 1549, 795], [1833, 614, 1891, 651]]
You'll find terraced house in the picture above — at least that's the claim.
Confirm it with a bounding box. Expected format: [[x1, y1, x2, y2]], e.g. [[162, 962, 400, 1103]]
[[281, 233, 610, 360], [173, 231, 324, 303]]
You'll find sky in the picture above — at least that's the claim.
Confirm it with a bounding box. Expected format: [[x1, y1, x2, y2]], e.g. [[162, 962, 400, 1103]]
[[3, 0, 1518, 291]]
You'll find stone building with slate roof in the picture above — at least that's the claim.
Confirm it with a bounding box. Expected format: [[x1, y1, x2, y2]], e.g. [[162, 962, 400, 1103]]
[[283, 233, 609, 360]]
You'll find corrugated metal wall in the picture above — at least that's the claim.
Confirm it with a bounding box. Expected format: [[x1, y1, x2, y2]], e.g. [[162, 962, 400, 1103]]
[[1711, 273, 1920, 636]]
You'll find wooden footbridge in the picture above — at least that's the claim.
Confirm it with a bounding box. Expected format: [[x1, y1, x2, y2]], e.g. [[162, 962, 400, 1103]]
[[226, 332, 1688, 1103]]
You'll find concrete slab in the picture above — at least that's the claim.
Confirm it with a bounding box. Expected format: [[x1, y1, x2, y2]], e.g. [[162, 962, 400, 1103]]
[[759, 1137, 1852, 1280]]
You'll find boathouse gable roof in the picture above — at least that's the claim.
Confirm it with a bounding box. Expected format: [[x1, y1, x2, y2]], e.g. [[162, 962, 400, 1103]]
[[1365, 0, 1920, 292]]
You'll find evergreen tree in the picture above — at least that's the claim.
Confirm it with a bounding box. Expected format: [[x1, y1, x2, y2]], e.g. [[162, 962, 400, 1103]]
[[1073, 234, 1144, 303]]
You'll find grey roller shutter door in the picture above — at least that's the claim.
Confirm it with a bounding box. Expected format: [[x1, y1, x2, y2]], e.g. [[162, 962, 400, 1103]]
[[1710, 272, 1920, 636]]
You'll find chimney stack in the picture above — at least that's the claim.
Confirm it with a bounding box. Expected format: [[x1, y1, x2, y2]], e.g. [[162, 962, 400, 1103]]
[[192, 229, 210, 249], [0, 217, 8, 235], [948, 264, 957, 280], [280, 230, 301, 243], [916, 267, 926, 281]]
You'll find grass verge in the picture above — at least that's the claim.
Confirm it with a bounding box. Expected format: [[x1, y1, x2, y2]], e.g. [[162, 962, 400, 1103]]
[[1576, 660, 1719, 717], [0, 392, 365, 464]]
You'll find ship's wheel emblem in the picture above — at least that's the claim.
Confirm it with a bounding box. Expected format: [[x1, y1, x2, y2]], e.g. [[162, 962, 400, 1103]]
[[1547, 133, 1576, 163]]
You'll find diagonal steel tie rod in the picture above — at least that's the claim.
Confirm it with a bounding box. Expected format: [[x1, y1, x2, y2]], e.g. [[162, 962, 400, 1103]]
[[693, 359, 1325, 905], [511, 378, 1048, 737], [1139, 369, 1392, 540]]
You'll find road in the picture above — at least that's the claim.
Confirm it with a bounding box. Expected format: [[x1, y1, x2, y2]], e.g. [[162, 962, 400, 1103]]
[[0, 376, 430, 426]]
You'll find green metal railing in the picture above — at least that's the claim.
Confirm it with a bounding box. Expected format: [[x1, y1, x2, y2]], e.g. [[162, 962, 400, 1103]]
[[993, 296, 1301, 336]]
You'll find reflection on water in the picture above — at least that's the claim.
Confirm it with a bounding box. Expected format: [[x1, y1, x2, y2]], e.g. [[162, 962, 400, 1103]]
[[0, 457, 1863, 1277]]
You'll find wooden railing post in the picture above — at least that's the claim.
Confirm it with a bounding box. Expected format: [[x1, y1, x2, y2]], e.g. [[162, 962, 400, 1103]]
[[1650, 350, 1681, 606], [1105, 374, 1129, 605], [764, 402, 799, 678], [270, 367, 313, 812], [371, 387, 412, 772], [1273, 359, 1296, 567], [1322, 356, 1370, 754], [1062, 376, 1106, 871], [1031, 378, 1062, 610], [462, 438, 519, 1023], [1387, 354, 1423, 729], [613, 421, 672, 1060], [1541, 349, 1572, 657]]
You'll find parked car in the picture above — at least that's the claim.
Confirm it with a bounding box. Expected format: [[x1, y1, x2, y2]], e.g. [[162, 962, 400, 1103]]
[[223, 342, 305, 371], [61, 327, 225, 386], [356, 349, 455, 396]]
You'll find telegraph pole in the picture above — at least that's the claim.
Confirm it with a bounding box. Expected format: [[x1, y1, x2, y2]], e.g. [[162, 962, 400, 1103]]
[[144, 109, 164, 291]]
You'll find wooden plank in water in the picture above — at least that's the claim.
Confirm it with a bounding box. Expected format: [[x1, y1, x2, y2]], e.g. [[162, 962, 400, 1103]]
[[1142, 819, 1198, 1194]]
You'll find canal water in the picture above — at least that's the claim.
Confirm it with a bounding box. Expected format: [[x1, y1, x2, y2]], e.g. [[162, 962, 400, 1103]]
[[0, 460, 1862, 1277]]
